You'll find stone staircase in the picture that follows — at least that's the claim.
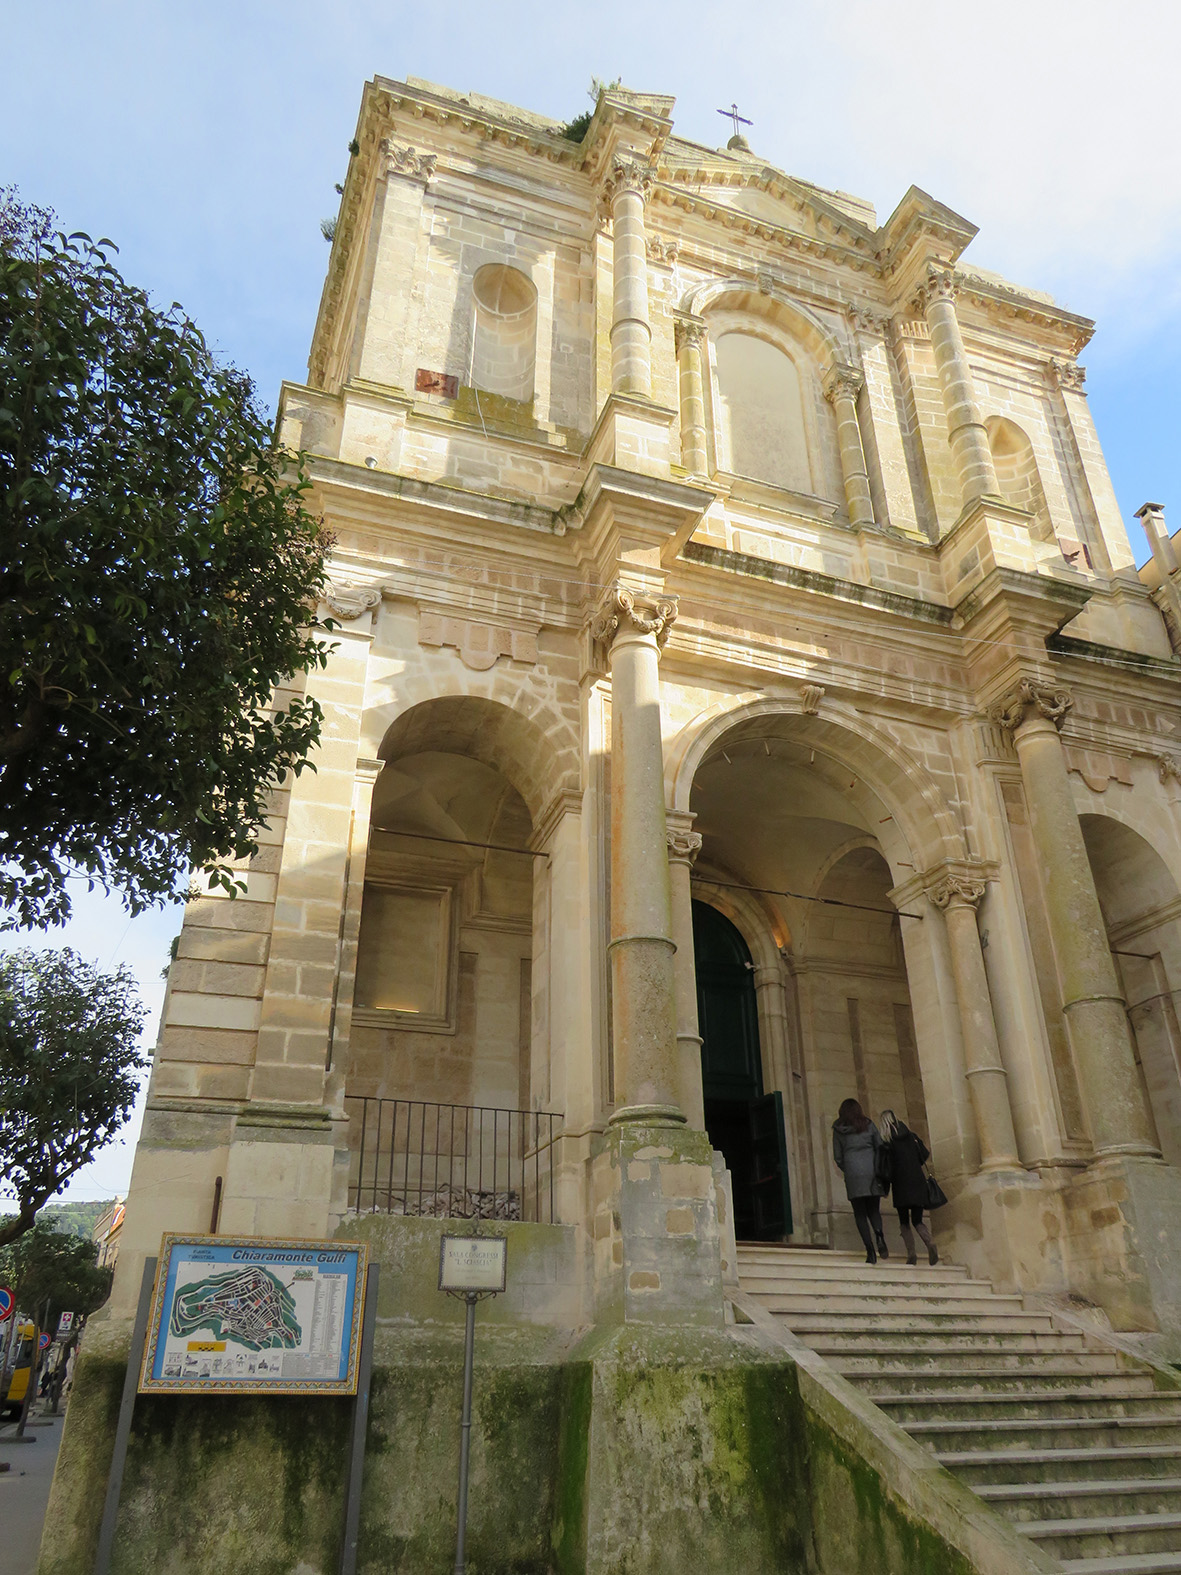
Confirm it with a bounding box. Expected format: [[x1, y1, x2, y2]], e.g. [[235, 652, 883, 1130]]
[[737, 1243, 1181, 1573]]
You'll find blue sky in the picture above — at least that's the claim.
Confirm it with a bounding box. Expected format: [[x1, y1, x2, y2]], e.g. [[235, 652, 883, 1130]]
[[4, 0, 1179, 1199]]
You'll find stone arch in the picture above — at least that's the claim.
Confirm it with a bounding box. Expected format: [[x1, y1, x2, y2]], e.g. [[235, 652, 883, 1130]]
[[667, 692, 965, 878], [367, 689, 580, 826], [683, 279, 844, 370]]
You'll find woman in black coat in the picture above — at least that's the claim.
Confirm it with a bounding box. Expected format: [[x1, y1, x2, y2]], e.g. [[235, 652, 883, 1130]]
[[879, 1109, 938, 1265]]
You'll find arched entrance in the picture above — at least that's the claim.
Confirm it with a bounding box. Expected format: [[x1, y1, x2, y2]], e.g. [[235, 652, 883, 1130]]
[[681, 707, 939, 1250], [1084, 814, 1181, 1166], [693, 900, 792, 1241]]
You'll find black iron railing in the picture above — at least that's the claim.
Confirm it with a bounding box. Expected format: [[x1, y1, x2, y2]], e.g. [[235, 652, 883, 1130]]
[[344, 1097, 562, 1224]]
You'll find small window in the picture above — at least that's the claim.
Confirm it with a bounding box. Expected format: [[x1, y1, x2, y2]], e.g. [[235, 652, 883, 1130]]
[[471, 264, 537, 403]]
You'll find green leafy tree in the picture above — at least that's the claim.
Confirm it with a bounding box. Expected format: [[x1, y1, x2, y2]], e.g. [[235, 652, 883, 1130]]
[[0, 192, 334, 929], [0, 1216, 112, 1327], [0, 947, 146, 1245]]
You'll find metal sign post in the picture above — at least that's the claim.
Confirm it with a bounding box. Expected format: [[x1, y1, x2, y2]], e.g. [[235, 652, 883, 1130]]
[[439, 1235, 506, 1575]]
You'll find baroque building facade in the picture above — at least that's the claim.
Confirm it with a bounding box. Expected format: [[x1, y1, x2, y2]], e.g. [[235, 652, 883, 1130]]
[[106, 76, 1181, 1343]]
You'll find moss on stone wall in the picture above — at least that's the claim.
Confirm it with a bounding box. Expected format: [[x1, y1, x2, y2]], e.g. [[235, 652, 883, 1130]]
[[805, 1411, 976, 1575]]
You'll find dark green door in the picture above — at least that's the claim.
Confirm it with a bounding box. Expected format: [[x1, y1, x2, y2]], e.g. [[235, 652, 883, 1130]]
[[693, 901, 793, 1241]]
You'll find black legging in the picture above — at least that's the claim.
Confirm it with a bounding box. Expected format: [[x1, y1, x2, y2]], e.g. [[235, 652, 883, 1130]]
[[851, 1196, 884, 1254]]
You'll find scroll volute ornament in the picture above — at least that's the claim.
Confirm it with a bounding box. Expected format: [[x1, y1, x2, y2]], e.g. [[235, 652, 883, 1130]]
[[913, 264, 959, 314], [674, 318, 706, 355], [989, 678, 1074, 733], [665, 828, 703, 864], [590, 584, 679, 649], [928, 874, 987, 910]]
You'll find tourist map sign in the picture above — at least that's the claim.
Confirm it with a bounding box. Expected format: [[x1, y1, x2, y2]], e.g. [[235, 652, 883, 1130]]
[[140, 1236, 368, 1395]]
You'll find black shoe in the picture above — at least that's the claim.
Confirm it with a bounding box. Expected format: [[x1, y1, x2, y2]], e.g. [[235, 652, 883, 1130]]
[[928, 1242, 939, 1266], [864, 1248, 877, 1264], [906, 1254, 917, 1266], [875, 1233, 889, 1259]]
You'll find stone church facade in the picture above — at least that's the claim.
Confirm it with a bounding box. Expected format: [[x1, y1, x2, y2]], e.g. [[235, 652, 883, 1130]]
[[53, 75, 1181, 1574]]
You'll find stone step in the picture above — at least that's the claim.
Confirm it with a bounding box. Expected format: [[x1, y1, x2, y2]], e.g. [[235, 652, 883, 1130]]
[[877, 1387, 1176, 1424], [1059, 1553, 1181, 1574], [909, 1415, 1181, 1452], [812, 1329, 1089, 1354], [1021, 1510, 1181, 1561], [937, 1444, 1181, 1487], [850, 1367, 1143, 1398], [777, 1310, 1059, 1335], [979, 1481, 1181, 1523], [832, 1348, 1124, 1376], [746, 1286, 1029, 1313], [736, 1258, 972, 1286]]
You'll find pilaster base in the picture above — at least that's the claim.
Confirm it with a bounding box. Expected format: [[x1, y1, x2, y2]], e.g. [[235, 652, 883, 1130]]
[[1062, 1154, 1181, 1343], [591, 1122, 725, 1326], [938, 1167, 1067, 1295]]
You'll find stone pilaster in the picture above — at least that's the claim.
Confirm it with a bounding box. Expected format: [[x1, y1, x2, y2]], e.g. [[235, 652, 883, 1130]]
[[823, 363, 875, 528], [990, 679, 1159, 1158], [606, 157, 654, 397], [926, 868, 1022, 1173], [665, 817, 705, 1129], [674, 316, 709, 476], [917, 266, 999, 507]]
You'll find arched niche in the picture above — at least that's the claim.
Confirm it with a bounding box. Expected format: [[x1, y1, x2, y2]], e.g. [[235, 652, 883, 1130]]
[[714, 330, 811, 493], [471, 263, 537, 403], [1083, 814, 1181, 1165], [986, 416, 1053, 542]]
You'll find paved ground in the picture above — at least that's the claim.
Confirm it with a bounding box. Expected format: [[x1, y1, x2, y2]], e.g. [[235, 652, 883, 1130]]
[[0, 1408, 64, 1575]]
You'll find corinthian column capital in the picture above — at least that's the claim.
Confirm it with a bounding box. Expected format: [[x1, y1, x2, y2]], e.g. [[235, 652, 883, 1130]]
[[589, 582, 679, 650], [606, 155, 655, 203], [823, 363, 864, 405], [989, 678, 1074, 734], [381, 139, 438, 185], [674, 316, 707, 354], [914, 264, 960, 313]]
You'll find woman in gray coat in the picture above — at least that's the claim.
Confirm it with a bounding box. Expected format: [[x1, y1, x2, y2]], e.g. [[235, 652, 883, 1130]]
[[832, 1097, 889, 1263]]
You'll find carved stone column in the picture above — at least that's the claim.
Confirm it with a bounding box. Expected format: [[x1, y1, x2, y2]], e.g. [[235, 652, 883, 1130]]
[[666, 820, 704, 1128], [917, 267, 999, 506], [674, 317, 709, 476], [606, 157, 654, 398], [823, 364, 875, 528], [991, 680, 1159, 1158], [592, 584, 683, 1123], [928, 871, 1022, 1172]]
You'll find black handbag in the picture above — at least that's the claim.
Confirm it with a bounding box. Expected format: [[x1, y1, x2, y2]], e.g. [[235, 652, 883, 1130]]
[[925, 1170, 949, 1210]]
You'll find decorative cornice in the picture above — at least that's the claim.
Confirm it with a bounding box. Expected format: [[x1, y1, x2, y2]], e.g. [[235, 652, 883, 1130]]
[[989, 678, 1074, 733], [381, 139, 437, 185], [823, 364, 863, 406], [665, 828, 703, 864], [588, 582, 679, 649]]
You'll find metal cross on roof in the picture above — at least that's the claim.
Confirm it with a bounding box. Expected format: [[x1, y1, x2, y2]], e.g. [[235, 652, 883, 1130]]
[[717, 103, 753, 138]]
